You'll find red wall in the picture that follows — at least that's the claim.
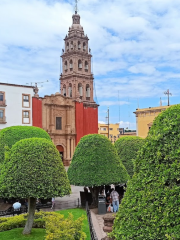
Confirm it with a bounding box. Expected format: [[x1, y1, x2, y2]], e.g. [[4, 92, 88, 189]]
[[75, 102, 98, 145], [32, 97, 42, 128]]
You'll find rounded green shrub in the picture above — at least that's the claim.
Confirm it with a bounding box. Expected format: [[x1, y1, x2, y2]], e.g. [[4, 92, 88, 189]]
[[114, 136, 144, 177], [0, 126, 51, 163], [111, 104, 180, 240], [68, 134, 129, 205], [0, 138, 70, 199], [68, 134, 129, 186]]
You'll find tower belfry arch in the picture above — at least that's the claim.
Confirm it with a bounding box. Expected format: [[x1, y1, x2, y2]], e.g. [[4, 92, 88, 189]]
[[59, 4, 96, 105]]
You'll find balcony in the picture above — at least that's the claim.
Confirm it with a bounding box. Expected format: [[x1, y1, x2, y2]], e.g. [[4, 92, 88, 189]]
[[0, 116, 6, 124], [0, 100, 6, 107]]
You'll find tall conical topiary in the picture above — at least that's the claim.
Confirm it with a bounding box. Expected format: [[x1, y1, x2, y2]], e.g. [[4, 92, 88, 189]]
[[111, 104, 180, 240], [114, 136, 144, 177], [68, 134, 129, 206]]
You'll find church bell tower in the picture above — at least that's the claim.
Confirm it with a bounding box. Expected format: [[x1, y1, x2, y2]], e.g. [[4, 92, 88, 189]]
[[60, 9, 95, 104]]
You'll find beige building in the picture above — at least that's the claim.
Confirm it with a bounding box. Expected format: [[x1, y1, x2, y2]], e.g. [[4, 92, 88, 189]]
[[134, 106, 170, 138], [42, 93, 76, 166], [98, 123, 121, 143]]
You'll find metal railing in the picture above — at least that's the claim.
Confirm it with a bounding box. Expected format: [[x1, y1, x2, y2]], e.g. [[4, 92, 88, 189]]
[[86, 201, 98, 240]]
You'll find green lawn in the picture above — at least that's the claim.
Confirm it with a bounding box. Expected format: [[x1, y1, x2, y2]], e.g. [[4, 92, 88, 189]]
[[0, 228, 45, 240], [0, 208, 90, 240]]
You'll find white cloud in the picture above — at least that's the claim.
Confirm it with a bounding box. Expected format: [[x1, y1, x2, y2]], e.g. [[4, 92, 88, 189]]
[[1, 0, 180, 124]]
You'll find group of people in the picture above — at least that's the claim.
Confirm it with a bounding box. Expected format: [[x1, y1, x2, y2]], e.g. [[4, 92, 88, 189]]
[[103, 185, 125, 213]]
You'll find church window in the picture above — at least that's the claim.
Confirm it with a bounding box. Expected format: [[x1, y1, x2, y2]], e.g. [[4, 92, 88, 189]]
[[56, 117, 62, 130], [69, 60, 73, 70], [66, 42, 69, 51], [63, 85, 66, 96], [78, 41, 81, 49], [68, 83, 72, 98], [86, 84, 90, 99], [83, 42, 86, 51], [64, 61, 68, 71], [71, 41, 73, 49], [78, 83, 83, 97], [85, 61, 88, 71], [78, 60, 82, 69]]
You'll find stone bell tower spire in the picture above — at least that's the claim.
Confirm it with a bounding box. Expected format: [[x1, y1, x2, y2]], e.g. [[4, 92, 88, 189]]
[[60, 6, 95, 104]]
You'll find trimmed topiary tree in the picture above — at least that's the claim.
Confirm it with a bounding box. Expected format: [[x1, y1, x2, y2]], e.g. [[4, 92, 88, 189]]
[[111, 104, 180, 240], [114, 136, 144, 177], [68, 134, 129, 206], [0, 126, 51, 164], [0, 138, 71, 235]]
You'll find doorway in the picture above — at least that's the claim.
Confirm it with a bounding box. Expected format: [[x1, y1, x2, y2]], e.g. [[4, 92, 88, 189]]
[[56, 145, 64, 162]]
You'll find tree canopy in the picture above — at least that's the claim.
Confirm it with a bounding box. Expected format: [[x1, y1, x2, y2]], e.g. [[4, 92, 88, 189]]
[[68, 134, 129, 187], [111, 105, 180, 240], [0, 126, 51, 164], [0, 137, 71, 234], [114, 136, 144, 177]]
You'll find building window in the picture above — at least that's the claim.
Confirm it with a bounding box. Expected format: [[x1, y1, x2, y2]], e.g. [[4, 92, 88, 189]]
[[68, 83, 72, 98], [86, 84, 90, 100], [83, 42, 86, 51], [22, 110, 30, 124], [69, 60, 73, 70], [85, 61, 88, 71], [0, 92, 6, 106], [78, 60, 82, 69], [0, 110, 3, 119], [22, 94, 30, 108], [0, 109, 6, 123], [103, 128, 106, 131], [78, 83, 83, 97], [0, 93, 3, 101], [109, 128, 113, 131], [56, 117, 62, 130]]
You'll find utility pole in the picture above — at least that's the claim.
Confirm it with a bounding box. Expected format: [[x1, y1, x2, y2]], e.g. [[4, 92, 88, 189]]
[[107, 107, 109, 139], [164, 89, 172, 106]]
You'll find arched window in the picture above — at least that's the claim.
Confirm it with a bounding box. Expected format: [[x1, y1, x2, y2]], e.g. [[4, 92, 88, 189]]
[[83, 42, 86, 51], [78, 60, 82, 69], [64, 61, 68, 71], [63, 85, 66, 97], [69, 60, 73, 70], [85, 61, 88, 72], [68, 83, 72, 98], [78, 83, 83, 97], [66, 42, 69, 52], [71, 41, 73, 49], [78, 41, 81, 49], [86, 84, 90, 99]]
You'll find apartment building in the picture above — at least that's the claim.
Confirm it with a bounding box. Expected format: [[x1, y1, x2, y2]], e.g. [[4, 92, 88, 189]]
[[0, 83, 34, 129]]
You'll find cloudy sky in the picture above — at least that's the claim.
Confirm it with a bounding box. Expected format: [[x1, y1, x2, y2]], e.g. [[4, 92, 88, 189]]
[[1, 0, 180, 129]]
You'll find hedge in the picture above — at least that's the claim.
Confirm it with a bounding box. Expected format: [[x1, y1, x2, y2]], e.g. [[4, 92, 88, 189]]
[[110, 104, 180, 240], [114, 136, 144, 177], [0, 126, 51, 163], [0, 211, 86, 240]]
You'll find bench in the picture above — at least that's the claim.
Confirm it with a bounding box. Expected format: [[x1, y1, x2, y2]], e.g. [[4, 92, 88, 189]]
[[0, 206, 28, 217]]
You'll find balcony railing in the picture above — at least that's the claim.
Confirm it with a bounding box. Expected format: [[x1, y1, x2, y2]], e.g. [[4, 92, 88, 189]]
[[0, 116, 6, 123], [0, 100, 6, 106]]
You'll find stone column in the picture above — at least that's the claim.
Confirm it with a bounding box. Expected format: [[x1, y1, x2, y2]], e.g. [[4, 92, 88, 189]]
[[71, 138, 74, 159], [66, 137, 70, 159], [49, 106, 54, 132]]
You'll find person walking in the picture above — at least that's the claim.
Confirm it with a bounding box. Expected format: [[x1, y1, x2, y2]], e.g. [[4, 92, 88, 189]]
[[110, 188, 119, 212], [51, 197, 55, 209]]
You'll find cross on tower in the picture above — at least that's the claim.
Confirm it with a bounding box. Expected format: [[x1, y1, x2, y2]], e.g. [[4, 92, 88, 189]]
[[75, 0, 78, 14], [164, 89, 172, 106]]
